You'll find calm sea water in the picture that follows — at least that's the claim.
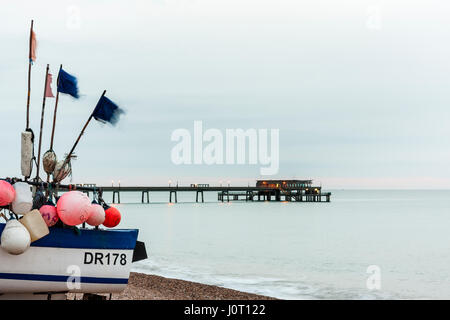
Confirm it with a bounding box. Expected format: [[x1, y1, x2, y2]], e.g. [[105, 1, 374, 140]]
[[111, 190, 450, 299]]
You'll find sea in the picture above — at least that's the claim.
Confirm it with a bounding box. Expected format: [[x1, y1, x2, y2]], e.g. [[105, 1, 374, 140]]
[[110, 190, 450, 300]]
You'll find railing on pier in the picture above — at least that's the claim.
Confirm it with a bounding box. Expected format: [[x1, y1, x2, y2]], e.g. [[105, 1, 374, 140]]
[[95, 185, 332, 204]]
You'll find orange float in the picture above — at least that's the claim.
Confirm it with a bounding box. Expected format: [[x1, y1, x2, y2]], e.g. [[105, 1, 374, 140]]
[[103, 205, 121, 228]]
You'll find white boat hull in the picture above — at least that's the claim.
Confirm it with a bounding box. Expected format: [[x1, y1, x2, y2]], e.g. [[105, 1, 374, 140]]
[[0, 224, 140, 294]]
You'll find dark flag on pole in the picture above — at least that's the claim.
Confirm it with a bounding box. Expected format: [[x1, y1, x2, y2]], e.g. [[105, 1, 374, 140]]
[[57, 68, 79, 98], [92, 95, 124, 125]]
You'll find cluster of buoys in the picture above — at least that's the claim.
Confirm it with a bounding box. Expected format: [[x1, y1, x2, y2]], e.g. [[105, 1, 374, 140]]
[[54, 191, 120, 228], [1, 208, 50, 255], [1, 181, 121, 228], [0, 180, 122, 255]]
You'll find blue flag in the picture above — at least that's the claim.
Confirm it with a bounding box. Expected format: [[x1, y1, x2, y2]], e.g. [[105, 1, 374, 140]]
[[57, 68, 79, 98], [92, 95, 124, 125]]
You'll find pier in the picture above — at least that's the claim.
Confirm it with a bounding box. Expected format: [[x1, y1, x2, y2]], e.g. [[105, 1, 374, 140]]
[[75, 179, 331, 204]]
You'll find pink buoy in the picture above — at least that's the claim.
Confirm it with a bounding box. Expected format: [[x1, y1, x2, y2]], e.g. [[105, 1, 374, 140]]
[[56, 191, 92, 226], [86, 203, 105, 227], [39, 204, 59, 227], [0, 180, 16, 206]]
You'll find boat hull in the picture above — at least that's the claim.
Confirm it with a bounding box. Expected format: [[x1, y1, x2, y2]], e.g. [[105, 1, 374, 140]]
[[0, 224, 139, 294]]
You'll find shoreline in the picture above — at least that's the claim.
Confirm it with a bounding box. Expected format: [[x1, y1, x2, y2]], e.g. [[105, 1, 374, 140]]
[[68, 272, 278, 300]]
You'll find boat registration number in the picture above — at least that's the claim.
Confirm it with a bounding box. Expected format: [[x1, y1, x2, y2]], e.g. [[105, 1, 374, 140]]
[[84, 252, 127, 266]]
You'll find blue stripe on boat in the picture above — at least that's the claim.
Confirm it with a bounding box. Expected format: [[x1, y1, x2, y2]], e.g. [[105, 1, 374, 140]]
[[0, 223, 138, 250], [0, 272, 128, 284]]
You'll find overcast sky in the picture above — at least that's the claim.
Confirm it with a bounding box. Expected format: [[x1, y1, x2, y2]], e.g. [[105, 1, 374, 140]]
[[1, 0, 450, 189]]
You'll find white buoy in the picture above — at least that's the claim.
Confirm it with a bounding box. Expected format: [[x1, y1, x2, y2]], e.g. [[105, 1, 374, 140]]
[[21, 131, 33, 178], [11, 182, 33, 215], [1, 219, 31, 255]]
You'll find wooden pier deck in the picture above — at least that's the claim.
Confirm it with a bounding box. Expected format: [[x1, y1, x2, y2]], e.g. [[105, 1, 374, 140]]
[[76, 184, 331, 204]]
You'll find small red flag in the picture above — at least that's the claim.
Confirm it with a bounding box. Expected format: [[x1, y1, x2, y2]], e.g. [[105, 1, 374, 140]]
[[45, 73, 54, 98], [30, 30, 37, 62]]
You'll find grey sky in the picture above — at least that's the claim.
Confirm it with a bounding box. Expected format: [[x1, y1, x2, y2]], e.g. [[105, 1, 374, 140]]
[[1, 0, 450, 188]]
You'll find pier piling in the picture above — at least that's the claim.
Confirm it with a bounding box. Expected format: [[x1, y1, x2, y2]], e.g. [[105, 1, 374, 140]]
[[169, 190, 177, 203], [196, 190, 204, 203], [112, 190, 120, 204], [141, 191, 149, 203]]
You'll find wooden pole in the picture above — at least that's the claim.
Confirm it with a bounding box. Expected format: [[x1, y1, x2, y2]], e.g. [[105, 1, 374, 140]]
[[26, 20, 33, 129], [47, 64, 62, 182], [36, 64, 50, 181], [46, 65, 62, 184], [49, 64, 62, 151], [55, 90, 106, 180]]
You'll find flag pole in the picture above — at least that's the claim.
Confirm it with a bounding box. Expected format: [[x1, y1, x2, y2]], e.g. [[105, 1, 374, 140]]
[[55, 90, 106, 181], [26, 19, 33, 129], [35, 64, 50, 181], [49, 64, 62, 151], [46, 64, 62, 183]]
